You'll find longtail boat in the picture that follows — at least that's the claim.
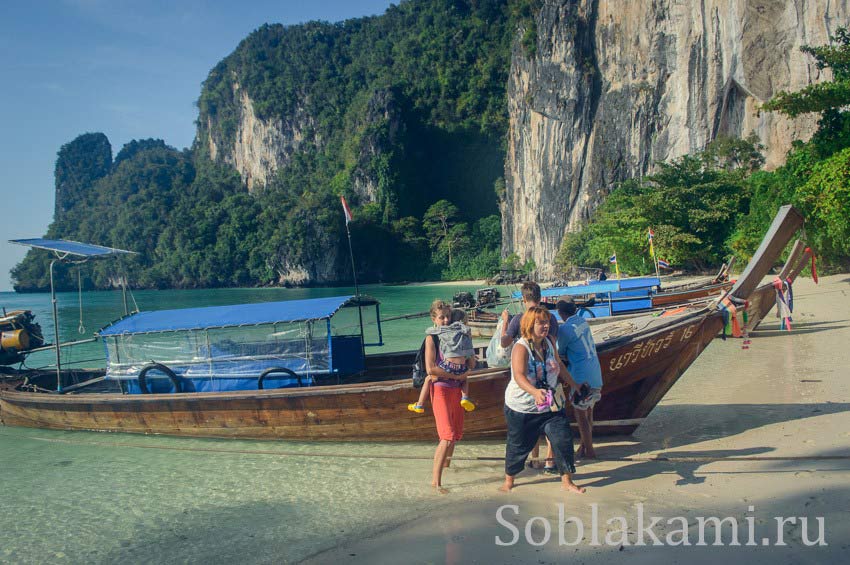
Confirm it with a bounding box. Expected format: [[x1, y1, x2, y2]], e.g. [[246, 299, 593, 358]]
[[466, 276, 733, 338], [0, 206, 804, 440]]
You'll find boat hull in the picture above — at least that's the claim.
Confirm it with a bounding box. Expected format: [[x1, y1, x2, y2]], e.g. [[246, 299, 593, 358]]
[[0, 311, 723, 440], [651, 281, 732, 307], [466, 281, 733, 338]]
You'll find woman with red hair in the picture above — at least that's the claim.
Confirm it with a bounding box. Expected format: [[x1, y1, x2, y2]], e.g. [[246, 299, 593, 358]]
[[499, 306, 584, 493]]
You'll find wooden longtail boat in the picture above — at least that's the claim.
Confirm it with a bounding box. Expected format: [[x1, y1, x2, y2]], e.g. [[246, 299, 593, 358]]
[[650, 280, 733, 307], [0, 207, 804, 440], [466, 277, 733, 339]]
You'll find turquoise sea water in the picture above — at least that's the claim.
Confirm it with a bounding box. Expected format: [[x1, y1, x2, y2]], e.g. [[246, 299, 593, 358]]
[[0, 283, 521, 563], [0, 282, 525, 370]]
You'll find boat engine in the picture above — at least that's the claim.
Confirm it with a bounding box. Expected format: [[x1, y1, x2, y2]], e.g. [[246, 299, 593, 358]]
[[0, 310, 44, 365], [452, 292, 475, 309], [475, 287, 500, 307]]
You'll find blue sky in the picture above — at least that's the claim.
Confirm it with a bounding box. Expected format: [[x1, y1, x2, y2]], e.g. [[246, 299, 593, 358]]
[[0, 0, 395, 291]]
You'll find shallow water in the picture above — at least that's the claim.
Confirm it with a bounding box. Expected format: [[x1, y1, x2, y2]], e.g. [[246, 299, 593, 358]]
[[1, 282, 520, 562], [0, 426, 507, 563], [0, 282, 523, 370]]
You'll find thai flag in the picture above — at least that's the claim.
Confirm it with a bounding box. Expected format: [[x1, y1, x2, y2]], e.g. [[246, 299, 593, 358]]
[[658, 259, 671, 269], [608, 254, 617, 264], [340, 195, 353, 224], [647, 228, 654, 241]]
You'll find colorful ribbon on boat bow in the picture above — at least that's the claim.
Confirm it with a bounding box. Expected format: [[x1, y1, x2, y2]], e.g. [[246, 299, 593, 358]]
[[719, 296, 747, 342], [773, 277, 793, 331], [805, 247, 818, 284]]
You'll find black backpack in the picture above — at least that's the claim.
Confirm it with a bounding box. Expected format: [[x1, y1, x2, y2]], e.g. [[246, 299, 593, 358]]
[[412, 334, 440, 388]]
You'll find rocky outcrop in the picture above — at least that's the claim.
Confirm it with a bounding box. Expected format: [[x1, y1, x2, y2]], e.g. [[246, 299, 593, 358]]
[[54, 133, 112, 220], [206, 83, 318, 193], [349, 88, 406, 207], [503, 0, 848, 277]]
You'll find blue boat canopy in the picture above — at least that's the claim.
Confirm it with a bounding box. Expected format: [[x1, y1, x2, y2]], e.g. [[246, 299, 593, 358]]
[[99, 295, 377, 336], [9, 238, 136, 258], [513, 281, 620, 299], [512, 277, 661, 299]]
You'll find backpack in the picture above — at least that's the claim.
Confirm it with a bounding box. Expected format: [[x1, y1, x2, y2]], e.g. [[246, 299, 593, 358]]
[[412, 334, 440, 388]]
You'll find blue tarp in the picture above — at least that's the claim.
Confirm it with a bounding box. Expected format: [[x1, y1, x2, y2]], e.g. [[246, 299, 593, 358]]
[[99, 295, 360, 336], [618, 277, 660, 290], [9, 238, 135, 258], [513, 281, 620, 299], [512, 277, 661, 299]]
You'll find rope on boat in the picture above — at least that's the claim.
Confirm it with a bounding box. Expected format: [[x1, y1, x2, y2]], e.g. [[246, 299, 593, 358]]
[[2, 432, 849, 465], [379, 299, 516, 323]]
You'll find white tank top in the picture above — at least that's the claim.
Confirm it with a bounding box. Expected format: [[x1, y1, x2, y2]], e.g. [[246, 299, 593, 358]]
[[504, 337, 560, 413]]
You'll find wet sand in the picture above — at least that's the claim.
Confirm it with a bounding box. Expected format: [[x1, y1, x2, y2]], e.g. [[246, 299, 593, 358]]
[[306, 274, 850, 563]]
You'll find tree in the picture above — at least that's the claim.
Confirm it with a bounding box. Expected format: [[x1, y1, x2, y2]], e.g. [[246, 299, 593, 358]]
[[438, 222, 471, 267], [793, 147, 850, 264], [557, 137, 759, 273], [423, 199, 463, 266]]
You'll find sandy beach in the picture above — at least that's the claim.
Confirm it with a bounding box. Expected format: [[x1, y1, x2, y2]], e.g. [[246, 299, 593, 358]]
[[306, 273, 850, 563]]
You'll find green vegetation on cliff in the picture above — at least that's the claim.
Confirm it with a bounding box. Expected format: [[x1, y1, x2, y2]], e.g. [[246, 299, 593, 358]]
[[557, 29, 850, 276], [14, 0, 542, 291]]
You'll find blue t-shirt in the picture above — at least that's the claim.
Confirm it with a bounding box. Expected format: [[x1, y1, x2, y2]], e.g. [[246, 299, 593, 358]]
[[557, 314, 603, 389]]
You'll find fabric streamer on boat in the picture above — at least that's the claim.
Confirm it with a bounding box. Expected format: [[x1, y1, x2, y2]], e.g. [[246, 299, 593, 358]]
[[2, 432, 848, 464]]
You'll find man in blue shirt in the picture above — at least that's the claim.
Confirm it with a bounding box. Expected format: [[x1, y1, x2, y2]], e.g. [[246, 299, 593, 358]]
[[557, 298, 603, 459]]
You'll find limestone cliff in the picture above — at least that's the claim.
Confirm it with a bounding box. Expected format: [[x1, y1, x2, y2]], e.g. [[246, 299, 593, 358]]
[[205, 82, 319, 193], [503, 0, 848, 277]]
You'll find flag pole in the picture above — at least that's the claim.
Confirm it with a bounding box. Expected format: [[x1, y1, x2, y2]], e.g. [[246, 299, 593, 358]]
[[341, 195, 365, 357], [341, 196, 360, 297], [649, 228, 659, 279], [345, 221, 360, 298]]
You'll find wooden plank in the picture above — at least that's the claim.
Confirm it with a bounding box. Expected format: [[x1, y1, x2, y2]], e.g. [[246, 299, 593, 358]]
[[778, 239, 805, 279], [730, 205, 804, 300]]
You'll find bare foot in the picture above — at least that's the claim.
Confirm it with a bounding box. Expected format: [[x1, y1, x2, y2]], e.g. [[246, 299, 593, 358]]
[[561, 476, 586, 494], [431, 482, 449, 495], [498, 476, 515, 493]]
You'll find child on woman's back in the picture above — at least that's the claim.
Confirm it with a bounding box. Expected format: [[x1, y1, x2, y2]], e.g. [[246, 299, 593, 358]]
[[408, 306, 477, 413]]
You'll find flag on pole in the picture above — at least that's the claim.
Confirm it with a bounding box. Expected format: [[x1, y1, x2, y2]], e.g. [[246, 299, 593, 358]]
[[609, 253, 620, 279], [340, 195, 353, 225], [658, 258, 671, 269], [647, 228, 655, 258]]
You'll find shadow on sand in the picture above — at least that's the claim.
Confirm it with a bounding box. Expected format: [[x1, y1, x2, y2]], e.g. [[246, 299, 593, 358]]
[[629, 401, 850, 448]]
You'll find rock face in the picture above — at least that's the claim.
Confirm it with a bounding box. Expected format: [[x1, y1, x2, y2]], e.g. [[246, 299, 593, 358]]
[[206, 82, 318, 193], [503, 0, 848, 277], [349, 88, 406, 208]]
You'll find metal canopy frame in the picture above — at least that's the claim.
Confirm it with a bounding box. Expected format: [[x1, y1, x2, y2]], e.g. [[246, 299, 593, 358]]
[[8, 238, 136, 392]]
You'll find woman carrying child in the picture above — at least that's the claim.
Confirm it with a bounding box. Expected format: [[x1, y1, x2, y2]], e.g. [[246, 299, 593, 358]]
[[408, 299, 477, 493], [408, 305, 476, 415]]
